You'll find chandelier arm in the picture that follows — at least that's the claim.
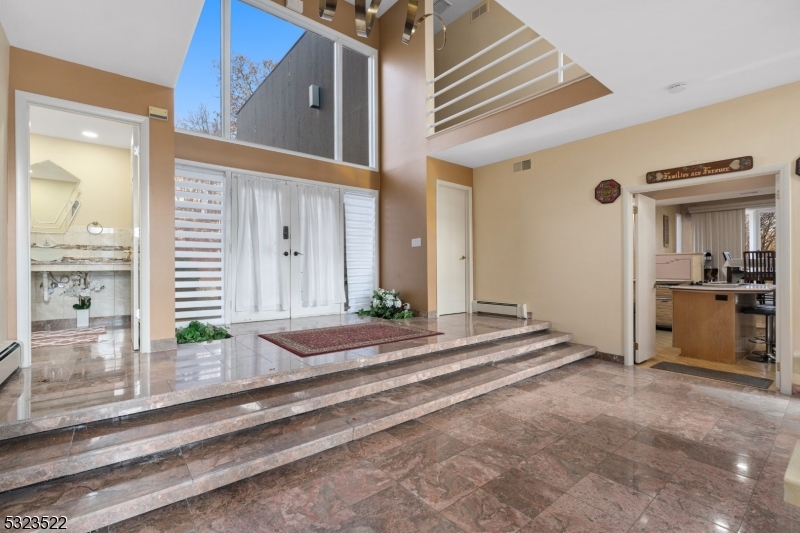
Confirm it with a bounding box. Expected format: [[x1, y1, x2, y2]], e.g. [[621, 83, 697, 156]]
[[319, 0, 337, 21], [355, 0, 382, 38], [403, 12, 446, 50], [402, 0, 419, 44]]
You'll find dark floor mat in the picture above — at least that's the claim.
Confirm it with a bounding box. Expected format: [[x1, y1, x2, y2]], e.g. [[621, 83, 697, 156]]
[[650, 362, 773, 389]]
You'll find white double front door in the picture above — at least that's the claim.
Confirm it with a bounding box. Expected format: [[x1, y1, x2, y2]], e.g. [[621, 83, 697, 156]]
[[229, 174, 346, 323]]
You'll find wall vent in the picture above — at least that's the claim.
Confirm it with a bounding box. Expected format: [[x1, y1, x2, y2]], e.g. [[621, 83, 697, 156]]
[[434, 0, 452, 15], [471, 2, 489, 22], [513, 159, 531, 172]]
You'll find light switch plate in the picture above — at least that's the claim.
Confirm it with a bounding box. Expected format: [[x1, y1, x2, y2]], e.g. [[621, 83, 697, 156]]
[[411, 238, 422, 248], [285, 0, 303, 13]]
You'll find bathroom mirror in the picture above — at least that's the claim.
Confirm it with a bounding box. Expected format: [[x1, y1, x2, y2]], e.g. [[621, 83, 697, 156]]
[[29, 159, 82, 234]]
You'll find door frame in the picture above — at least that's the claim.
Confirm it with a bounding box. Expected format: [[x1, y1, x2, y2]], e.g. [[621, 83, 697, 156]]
[[436, 180, 473, 317], [15, 91, 152, 365], [175, 159, 379, 324], [622, 163, 792, 394]]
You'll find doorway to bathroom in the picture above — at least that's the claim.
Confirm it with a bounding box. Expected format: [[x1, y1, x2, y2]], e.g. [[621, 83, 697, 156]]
[[15, 93, 151, 370]]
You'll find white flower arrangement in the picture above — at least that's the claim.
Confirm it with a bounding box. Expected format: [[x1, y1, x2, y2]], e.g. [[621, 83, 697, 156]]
[[358, 288, 414, 319], [62, 272, 105, 309]]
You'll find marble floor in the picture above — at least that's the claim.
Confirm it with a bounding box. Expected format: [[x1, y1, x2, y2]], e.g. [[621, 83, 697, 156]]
[[100, 357, 800, 533], [0, 314, 544, 433]]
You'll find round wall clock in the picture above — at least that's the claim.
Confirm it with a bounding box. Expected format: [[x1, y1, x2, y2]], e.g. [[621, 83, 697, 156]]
[[595, 179, 621, 204]]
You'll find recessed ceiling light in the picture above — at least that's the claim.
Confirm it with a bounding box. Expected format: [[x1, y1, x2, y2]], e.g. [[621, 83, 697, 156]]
[[667, 83, 687, 94], [82, 131, 98, 138]]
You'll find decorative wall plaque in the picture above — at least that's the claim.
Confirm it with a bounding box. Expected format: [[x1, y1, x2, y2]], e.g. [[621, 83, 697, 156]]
[[646, 156, 752, 184], [595, 179, 621, 204]]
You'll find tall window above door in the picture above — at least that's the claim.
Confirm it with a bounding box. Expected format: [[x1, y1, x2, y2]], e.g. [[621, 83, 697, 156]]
[[175, 0, 378, 169]]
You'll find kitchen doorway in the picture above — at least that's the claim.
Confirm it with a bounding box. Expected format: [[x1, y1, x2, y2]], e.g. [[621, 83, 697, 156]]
[[623, 165, 791, 394]]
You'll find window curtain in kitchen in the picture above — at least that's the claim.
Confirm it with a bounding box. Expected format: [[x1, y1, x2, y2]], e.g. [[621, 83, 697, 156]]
[[233, 173, 289, 312], [691, 209, 746, 268], [298, 184, 346, 307]]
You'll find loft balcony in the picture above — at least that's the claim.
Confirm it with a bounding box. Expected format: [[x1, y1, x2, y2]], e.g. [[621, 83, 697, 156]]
[[426, 1, 610, 151]]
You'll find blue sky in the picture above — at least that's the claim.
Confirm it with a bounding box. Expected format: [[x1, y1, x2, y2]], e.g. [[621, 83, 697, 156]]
[[175, 0, 305, 121]]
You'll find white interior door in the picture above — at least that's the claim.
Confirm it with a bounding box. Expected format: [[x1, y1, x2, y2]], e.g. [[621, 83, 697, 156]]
[[290, 184, 345, 318], [635, 194, 657, 363], [229, 175, 291, 323], [130, 130, 140, 351], [437, 183, 469, 315]]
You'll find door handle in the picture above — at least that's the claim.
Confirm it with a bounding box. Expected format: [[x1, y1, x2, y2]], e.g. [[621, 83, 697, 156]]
[[294, 251, 303, 256], [460, 256, 466, 260], [283, 251, 289, 257]]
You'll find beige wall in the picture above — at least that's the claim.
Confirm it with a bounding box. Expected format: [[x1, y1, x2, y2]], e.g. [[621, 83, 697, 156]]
[[175, 132, 379, 190], [0, 23, 8, 344], [655, 205, 678, 254], [474, 80, 800, 356], [7, 48, 175, 343], [30, 134, 132, 230]]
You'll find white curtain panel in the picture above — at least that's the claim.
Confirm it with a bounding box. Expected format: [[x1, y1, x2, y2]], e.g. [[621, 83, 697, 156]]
[[233, 174, 289, 312], [691, 209, 746, 268], [299, 184, 346, 307]]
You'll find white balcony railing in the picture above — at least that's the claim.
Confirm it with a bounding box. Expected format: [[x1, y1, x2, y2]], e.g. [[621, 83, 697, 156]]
[[427, 24, 583, 133]]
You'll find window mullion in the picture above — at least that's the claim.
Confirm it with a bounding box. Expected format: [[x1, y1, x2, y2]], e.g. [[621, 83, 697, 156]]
[[222, 0, 232, 138], [334, 40, 344, 161]]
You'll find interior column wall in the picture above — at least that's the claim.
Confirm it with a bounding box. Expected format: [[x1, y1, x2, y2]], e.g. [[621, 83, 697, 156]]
[[378, 1, 430, 312], [6, 48, 176, 344]]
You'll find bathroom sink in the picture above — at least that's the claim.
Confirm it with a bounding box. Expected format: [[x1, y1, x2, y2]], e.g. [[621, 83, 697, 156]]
[[31, 248, 65, 262]]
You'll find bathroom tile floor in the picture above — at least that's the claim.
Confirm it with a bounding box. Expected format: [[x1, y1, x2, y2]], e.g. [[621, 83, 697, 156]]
[[0, 314, 545, 429], [100, 357, 800, 533]]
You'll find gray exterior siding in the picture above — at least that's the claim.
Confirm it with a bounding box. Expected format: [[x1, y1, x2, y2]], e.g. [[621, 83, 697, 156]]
[[237, 33, 371, 167], [236, 32, 335, 159]]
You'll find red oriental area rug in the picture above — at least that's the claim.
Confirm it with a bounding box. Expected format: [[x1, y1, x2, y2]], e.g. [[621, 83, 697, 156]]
[[258, 321, 443, 357]]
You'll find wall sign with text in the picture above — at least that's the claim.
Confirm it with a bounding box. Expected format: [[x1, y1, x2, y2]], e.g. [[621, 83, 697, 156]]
[[646, 156, 753, 184]]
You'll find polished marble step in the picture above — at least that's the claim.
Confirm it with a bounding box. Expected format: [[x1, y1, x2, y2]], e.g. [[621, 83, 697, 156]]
[[0, 342, 595, 533], [1, 317, 552, 441], [0, 330, 571, 493]]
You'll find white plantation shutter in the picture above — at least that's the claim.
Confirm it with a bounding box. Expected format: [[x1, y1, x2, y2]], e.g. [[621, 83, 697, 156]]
[[343, 191, 377, 313], [174, 166, 225, 327]]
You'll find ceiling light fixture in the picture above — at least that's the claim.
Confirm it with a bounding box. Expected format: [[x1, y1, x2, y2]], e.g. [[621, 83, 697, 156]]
[[667, 83, 687, 94], [82, 131, 98, 138], [317, 0, 445, 47]]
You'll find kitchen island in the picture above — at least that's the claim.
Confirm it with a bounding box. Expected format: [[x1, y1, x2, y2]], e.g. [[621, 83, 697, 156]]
[[670, 284, 775, 364]]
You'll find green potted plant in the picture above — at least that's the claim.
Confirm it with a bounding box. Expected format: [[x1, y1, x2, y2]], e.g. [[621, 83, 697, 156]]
[[176, 321, 231, 345]]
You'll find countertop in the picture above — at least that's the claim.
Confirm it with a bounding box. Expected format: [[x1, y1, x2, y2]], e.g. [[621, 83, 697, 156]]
[[670, 283, 775, 293], [31, 258, 131, 272]]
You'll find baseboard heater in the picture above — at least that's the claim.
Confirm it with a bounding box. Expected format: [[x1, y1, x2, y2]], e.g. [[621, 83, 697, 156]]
[[472, 300, 528, 319], [0, 341, 20, 386]]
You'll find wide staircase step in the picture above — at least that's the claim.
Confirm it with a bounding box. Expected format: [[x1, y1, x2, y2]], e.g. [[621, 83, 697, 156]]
[[0, 332, 594, 532], [2, 318, 553, 441]]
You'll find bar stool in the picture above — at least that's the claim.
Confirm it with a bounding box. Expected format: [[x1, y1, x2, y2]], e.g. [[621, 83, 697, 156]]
[[743, 305, 776, 364]]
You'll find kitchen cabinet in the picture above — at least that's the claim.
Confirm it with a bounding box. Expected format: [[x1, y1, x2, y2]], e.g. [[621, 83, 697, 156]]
[[656, 253, 703, 282]]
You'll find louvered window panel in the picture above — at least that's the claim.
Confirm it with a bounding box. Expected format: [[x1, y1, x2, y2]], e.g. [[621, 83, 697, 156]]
[[175, 166, 225, 327], [343, 191, 377, 313]]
